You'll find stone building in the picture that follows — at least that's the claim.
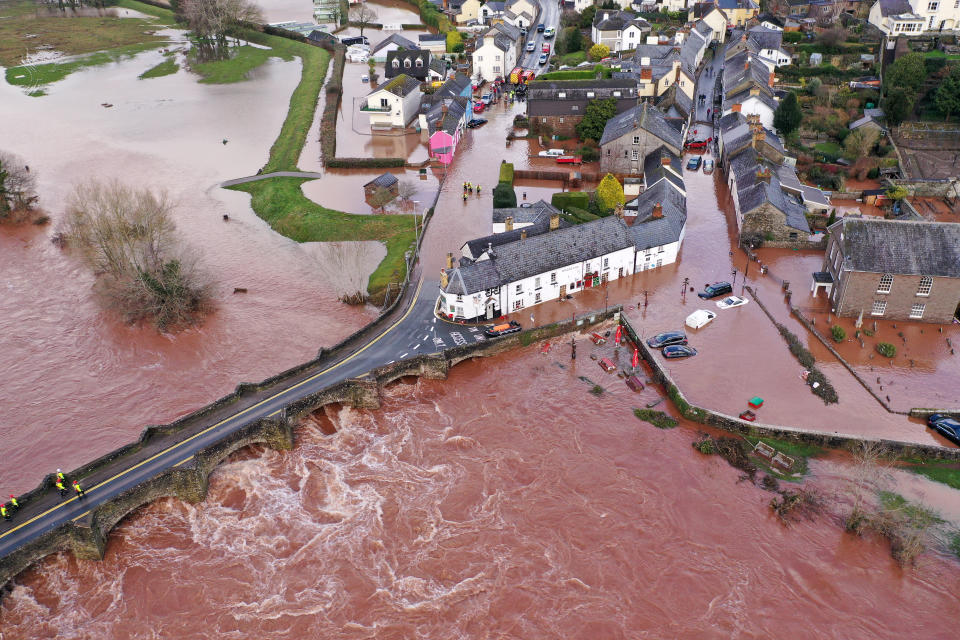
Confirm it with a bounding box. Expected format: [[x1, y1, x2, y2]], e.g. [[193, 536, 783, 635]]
[[599, 102, 685, 175], [526, 79, 638, 138], [813, 218, 960, 323]]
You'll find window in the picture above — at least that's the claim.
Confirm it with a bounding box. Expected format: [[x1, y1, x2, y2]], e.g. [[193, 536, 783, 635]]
[[404, 59, 411, 68], [535, 292, 542, 303], [656, 259, 662, 268], [477, 55, 483, 61], [632, 135, 640, 144], [917, 276, 933, 296], [456, 294, 463, 302], [613, 91, 621, 97], [380, 98, 390, 108], [624, 150, 629, 157], [587, 91, 595, 97], [550, 272, 557, 284], [571, 105, 579, 111], [415, 58, 423, 67], [871, 300, 887, 316], [392, 60, 400, 68], [493, 65, 500, 72], [535, 277, 541, 290], [585, 262, 591, 273], [496, 55, 501, 61], [515, 283, 523, 294], [680, 80, 685, 87], [559, 117, 564, 123], [606, 149, 611, 156], [928, 1, 939, 9], [877, 274, 893, 293], [558, 92, 566, 98], [910, 303, 926, 319], [603, 257, 609, 269], [833, 251, 841, 271], [513, 300, 523, 310], [631, 150, 639, 160], [658, 245, 664, 253]]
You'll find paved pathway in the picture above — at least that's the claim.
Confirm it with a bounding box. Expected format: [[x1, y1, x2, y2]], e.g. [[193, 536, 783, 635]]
[[220, 170, 325, 187]]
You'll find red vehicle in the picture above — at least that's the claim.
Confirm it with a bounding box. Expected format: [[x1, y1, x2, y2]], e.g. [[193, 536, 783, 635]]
[[599, 357, 616, 372], [473, 102, 485, 113], [556, 155, 582, 164], [521, 70, 536, 84], [684, 137, 712, 150], [542, 43, 550, 54]]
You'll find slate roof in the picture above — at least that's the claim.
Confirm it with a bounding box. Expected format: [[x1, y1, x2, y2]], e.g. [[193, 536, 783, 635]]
[[307, 30, 337, 45], [594, 10, 636, 31], [491, 200, 560, 225], [385, 50, 431, 80], [421, 96, 469, 135], [877, 0, 916, 16], [599, 102, 684, 149], [655, 83, 693, 120], [738, 172, 810, 233], [694, 20, 714, 40], [834, 219, 960, 278], [717, 0, 758, 9], [724, 87, 778, 113], [434, 72, 472, 98], [445, 203, 687, 295], [690, 2, 726, 19], [429, 56, 446, 77], [364, 173, 399, 189], [419, 33, 447, 43], [375, 74, 422, 98], [527, 78, 638, 101], [643, 145, 685, 193], [372, 33, 418, 55], [489, 21, 521, 41], [463, 208, 570, 259], [747, 25, 783, 51]]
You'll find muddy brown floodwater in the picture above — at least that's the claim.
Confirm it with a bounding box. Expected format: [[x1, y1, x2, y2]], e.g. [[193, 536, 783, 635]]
[[4, 347, 959, 638]]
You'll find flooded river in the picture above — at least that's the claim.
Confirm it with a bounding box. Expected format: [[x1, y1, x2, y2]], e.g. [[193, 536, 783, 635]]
[[3, 351, 958, 638]]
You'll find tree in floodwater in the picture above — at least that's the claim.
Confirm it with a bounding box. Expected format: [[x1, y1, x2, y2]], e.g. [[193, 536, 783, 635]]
[[350, 3, 378, 37], [61, 181, 214, 331], [0, 151, 41, 223], [307, 241, 382, 304], [180, 0, 263, 51]]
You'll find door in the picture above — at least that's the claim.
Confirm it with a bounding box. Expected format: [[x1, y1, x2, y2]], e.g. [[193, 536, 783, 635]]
[[559, 284, 567, 299], [486, 299, 496, 320]]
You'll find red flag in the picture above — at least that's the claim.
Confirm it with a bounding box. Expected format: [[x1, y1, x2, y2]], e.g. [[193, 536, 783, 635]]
[[615, 325, 622, 345], [632, 348, 639, 368]]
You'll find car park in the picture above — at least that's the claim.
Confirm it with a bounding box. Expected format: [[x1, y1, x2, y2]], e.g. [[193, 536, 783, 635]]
[[685, 309, 716, 330], [927, 414, 960, 446], [662, 345, 697, 359], [467, 118, 487, 128], [686, 156, 702, 170], [698, 282, 733, 299], [538, 53, 548, 65], [526, 41, 536, 52], [646, 331, 688, 348], [484, 321, 522, 338], [716, 295, 749, 309]]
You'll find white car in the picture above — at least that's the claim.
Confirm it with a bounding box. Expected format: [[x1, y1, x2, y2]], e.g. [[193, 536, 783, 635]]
[[685, 309, 717, 330], [526, 41, 536, 52], [716, 295, 749, 310]]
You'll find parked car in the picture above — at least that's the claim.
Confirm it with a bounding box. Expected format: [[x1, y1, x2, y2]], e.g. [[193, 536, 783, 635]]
[[927, 414, 960, 446], [538, 53, 548, 65], [473, 102, 485, 113], [467, 118, 488, 129], [544, 26, 555, 38], [484, 321, 522, 338], [541, 43, 551, 54], [537, 23, 545, 32], [685, 309, 717, 330], [703, 159, 715, 174], [526, 40, 536, 52], [520, 26, 528, 36], [538, 148, 565, 157], [662, 345, 698, 359], [646, 331, 688, 348], [716, 295, 748, 309], [686, 156, 702, 170], [480, 93, 493, 105], [341, 35, 369, 46], [698, 282, 733, 299]]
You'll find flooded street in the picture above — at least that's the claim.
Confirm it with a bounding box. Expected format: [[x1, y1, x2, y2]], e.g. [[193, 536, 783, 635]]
[[4, 349, 959, 638], [0, 49, 376, 494]]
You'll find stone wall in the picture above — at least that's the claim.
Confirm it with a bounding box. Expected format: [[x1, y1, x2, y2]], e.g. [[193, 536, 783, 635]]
[[885, 177, 960, 198], [834, 271, 960, 325], [0, 306, 621, 593]]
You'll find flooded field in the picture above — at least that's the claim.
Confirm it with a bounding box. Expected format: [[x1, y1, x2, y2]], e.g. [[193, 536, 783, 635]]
[[0, 47, 376, 494], [3, 347, 958, 638]]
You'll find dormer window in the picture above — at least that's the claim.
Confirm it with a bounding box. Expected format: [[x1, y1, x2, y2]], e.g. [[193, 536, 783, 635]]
[[404, 59, 412, 68], [416, 58, 423, 67], [392, 59, 400, 68]]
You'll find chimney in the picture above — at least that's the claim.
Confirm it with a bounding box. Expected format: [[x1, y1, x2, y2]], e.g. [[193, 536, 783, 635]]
[[441, 100, 448, 115], [487, 242, 493, 255], [756, 167, 772, 183], [746, 113, 760, 126], [744, 58, 749, 70], [661, 153, 672, 167], [732, 103, 742, 112], [641, 67, 653, 81], [440, 269, 449, 289], [752, 128, 765, 149], [505, 216, 514, 231], [674, 66, 681, 82], [652, 202, 663, 219], [741, 33, 747, 43], [521, 229, 528, 240], [446, 252, 455, 269], [768, 72, 775, 88], [550, 213, 559, 230]]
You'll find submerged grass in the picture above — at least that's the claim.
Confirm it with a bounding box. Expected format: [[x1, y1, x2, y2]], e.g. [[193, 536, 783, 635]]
[[228, 178, 417, 298], [6, 40, 167, 88], [190, 44, 289, 84], [139, 57, 179, 79]]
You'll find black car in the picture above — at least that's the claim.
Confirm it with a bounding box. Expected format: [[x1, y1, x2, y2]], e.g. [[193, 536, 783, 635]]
[[928, 414, 960, 446], [484, 321, 522, 338], [647, 331, 688, 348], [662, 345, 697, 359], [698, 281, 733, 299], [537, 23, 545, 32], [467, 118, 487, 129], [340, 35, 369, 46]]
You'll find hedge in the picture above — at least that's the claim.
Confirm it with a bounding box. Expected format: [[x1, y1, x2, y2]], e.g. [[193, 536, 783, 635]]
[[551, 191, 589, 211], [327, 157, 406, 168], [493, 183, 517, 208], [563, 205, 599, 223], [396, 0, 451, 32], [499, 162, 514, 185], [777, 64, 869, 81]]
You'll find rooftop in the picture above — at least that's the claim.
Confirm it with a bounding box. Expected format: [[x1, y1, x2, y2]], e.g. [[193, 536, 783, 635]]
[[599, 102, 684, 150], [834, 218, 960, 278]]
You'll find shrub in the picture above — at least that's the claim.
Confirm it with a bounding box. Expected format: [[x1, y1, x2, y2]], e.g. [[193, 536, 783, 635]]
[[588, 43, 610, 62], [564, 205, 600, 222], [876, 342, 897, 358], [551, 191, 590, 211], [577, 143, 599, 162], [595, 173, 624, 213], [327, 157, 405, 168], [867, 167, 879, 179], [633, 408, 678, 429], [590, 384, 604, 395], [446, 29, 462, 53], [498, 162, 514, 185], [784, 31, 803, 44], [831, 325, 847, 342], [492, 183, 517, 208]]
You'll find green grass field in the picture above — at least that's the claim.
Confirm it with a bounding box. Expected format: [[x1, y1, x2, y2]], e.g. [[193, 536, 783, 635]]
[[6, 40, 168, 89], [190, 45, 291, 84], [904, 460, 960, 490], [139, 56, 180, 79], [228, 178, 418, 298]]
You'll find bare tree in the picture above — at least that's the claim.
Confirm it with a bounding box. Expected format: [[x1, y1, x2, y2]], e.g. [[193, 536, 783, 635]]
[[0, 151, 39, 222], [305, 241, 384, 304], [844, 442, 889, 534], [61, 180, 214, 330], [396, 180, 418, 209], [844, 127, 880, 160], [349, 2, 378, 37], [180, 0, 263, 49]]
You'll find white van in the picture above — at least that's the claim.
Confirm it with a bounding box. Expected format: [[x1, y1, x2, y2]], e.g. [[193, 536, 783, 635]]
[[538, 148, 565, 158], [685, 309, 717, 330]]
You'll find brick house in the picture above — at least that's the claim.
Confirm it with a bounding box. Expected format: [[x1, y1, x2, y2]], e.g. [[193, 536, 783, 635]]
[[526, 79, 639, 138], [599, 102, 685, 175], [363, 173, 399, 200], [813, 218, 960, 323]]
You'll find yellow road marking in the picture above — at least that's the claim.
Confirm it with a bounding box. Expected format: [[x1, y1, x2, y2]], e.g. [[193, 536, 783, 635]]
[[173, 456, 194, 467], [0, 278, 424, 542], [72, 511, 89, 522]]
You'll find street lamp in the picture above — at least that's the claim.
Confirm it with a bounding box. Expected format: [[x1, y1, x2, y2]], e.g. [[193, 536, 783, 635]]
[[412, 200, 420, 248]]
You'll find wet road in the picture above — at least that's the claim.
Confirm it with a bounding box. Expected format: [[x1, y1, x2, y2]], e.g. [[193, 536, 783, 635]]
[[519, 0, 560, 71]]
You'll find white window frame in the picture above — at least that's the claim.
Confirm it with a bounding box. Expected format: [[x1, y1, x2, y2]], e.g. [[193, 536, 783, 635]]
[[917, 276, 932, 296], [632, 135, 640, 144], [550, 272, 557, 284], [877, 274, 893, 294], [910, 303, 925, 319], [871, 300, 887, 316], [631, 149, 639, 160]]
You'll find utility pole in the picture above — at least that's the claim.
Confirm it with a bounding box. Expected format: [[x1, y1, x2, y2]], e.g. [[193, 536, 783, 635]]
[[643, 289, 649, 310], [681, 277, 689, 303], [570, 335, 576, 360]]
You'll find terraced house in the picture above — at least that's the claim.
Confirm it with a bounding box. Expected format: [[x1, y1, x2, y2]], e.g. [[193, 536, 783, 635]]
[[815, 219, 960, 323], [868, 0, 960, 34], [526, 79, 639, 137], [599, 102, 686, 174], [472, 22, 521, 82]]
